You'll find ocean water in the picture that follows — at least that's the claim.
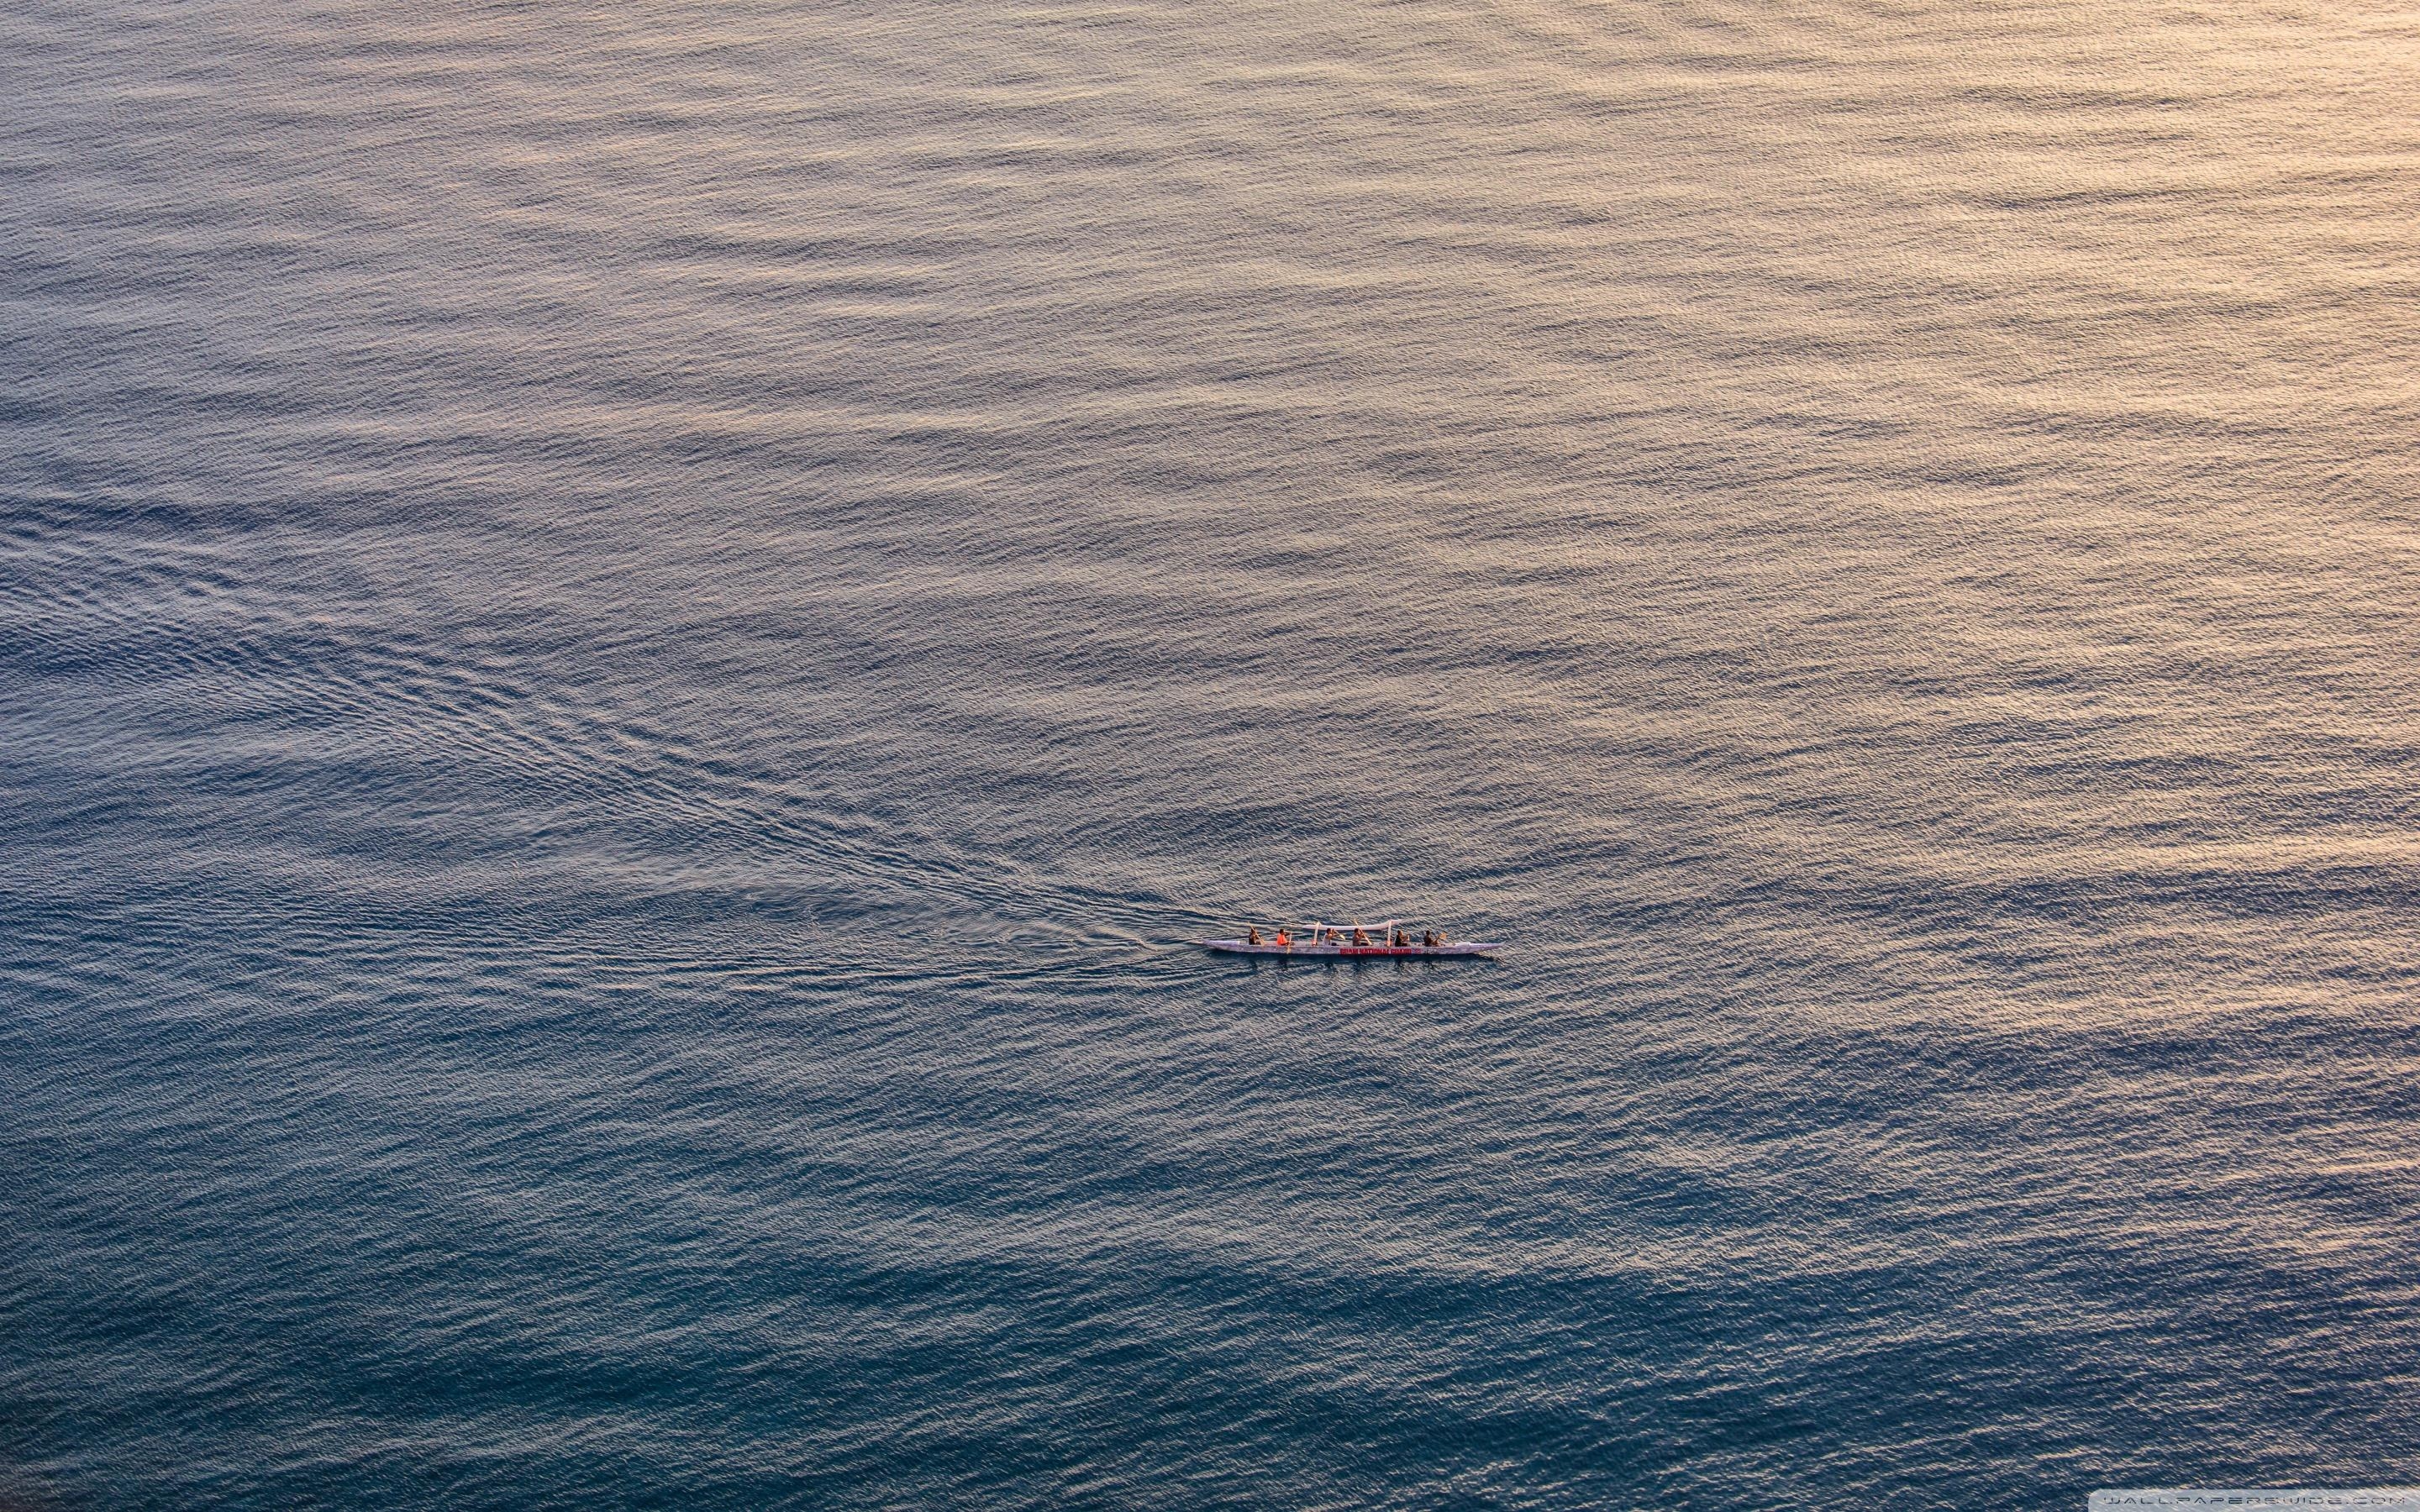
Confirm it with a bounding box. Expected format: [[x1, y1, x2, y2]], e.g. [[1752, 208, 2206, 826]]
[[6, 0, 2420, 1505]]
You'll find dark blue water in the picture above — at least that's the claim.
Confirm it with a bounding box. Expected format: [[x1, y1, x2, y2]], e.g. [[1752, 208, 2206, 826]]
[[7, 1, 2420, 1506]]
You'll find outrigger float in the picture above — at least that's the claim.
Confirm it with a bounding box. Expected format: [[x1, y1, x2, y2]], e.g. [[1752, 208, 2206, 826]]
[[1197, 920, 1501, 959]]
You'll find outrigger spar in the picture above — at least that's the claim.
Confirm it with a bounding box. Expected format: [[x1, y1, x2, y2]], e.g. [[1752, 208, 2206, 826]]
[[1197, 918, 1501, 959]]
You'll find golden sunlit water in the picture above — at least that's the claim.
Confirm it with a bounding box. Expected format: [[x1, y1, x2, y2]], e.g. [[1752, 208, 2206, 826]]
[[5, 0, 2419, 1505]]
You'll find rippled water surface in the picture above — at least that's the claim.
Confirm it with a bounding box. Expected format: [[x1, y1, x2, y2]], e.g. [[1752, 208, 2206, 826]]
[[6, 1, 2420, 1506]]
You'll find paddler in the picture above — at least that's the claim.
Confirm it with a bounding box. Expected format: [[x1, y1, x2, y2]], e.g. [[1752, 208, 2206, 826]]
[[1248, 926, 1263, 945]]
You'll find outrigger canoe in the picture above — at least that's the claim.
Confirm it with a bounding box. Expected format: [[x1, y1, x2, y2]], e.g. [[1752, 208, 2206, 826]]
[[1198, 923, 1500, 959]]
